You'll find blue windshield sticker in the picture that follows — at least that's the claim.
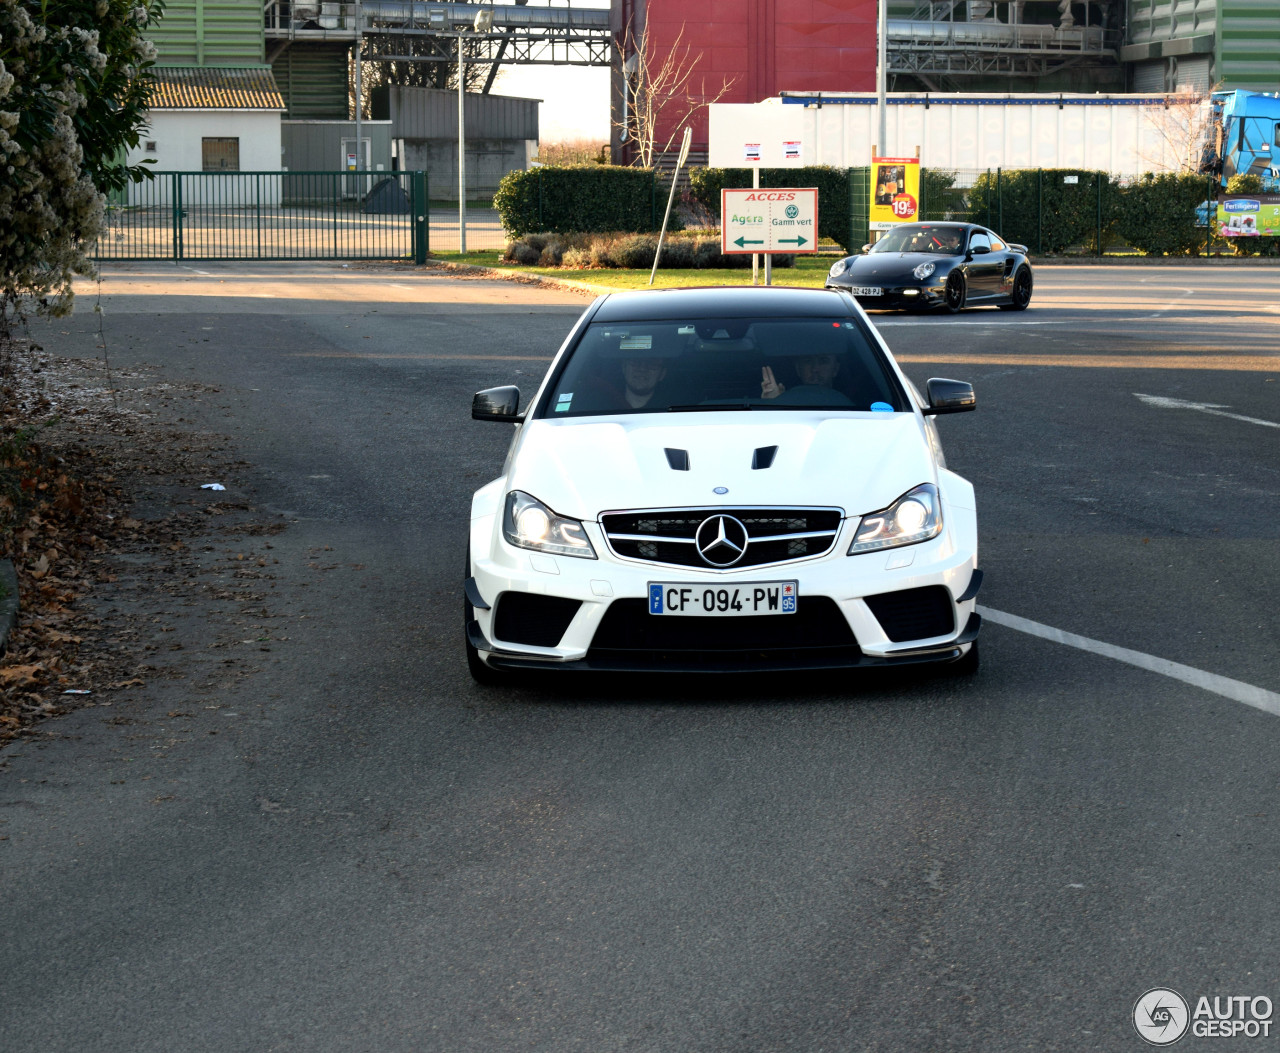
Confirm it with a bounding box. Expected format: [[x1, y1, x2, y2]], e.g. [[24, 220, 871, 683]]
[[870, 401, 894, 412], [557, 392, 573, 402]]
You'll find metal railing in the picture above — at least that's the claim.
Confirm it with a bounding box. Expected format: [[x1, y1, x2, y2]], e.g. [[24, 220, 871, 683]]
[[97, 171, 430, 262]]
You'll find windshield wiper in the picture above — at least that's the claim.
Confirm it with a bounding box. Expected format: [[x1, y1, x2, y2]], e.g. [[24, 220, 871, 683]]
[[667, 402, 755, 412]]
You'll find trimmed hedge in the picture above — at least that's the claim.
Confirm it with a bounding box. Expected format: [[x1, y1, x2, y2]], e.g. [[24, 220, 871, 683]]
[[688, 166, 856, 252], [1114, 173, 1214, 256], [968, 169, 1122, 254], [493, 165, 668, 238]]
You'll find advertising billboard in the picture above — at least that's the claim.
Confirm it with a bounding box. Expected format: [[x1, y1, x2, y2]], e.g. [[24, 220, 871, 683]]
[[869, 156, 920, 231], [1216, 194, 1280, 236]]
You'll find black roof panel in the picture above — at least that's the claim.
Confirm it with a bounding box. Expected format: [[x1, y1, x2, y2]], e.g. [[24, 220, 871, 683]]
[[592, 286, 855, 322]]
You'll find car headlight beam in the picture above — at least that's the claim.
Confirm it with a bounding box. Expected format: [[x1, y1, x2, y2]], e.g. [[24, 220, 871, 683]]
[[503, 491, 597, 559], [848, 484, 942, 554]]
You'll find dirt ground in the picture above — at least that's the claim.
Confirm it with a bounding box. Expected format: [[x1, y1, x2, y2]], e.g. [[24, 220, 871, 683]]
[[0, 335, 290, 748]]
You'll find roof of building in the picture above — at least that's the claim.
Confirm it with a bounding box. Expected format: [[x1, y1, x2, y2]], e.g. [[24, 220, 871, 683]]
[[148, 66, 285, 110]]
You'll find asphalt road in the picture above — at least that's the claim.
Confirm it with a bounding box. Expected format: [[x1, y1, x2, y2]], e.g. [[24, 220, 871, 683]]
[[3, 262, 1279, 1052]]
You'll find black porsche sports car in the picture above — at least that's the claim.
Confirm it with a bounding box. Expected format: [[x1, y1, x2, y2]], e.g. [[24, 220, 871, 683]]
[[825, 222, 1033, 313]]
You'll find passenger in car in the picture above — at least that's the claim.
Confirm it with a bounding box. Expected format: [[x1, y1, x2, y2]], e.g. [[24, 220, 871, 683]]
[[760, 354, 841, 399]]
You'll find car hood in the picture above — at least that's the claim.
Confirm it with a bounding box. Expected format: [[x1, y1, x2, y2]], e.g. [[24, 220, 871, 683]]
[[508, 413, 936, 520], [840, 252, 956, 280]]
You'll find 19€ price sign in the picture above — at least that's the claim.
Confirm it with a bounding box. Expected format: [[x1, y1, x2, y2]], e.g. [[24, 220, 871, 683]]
[[869, 157, 921, 231]]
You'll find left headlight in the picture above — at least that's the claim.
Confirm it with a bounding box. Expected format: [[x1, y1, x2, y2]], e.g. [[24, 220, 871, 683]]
[[829, 258, 849, 278], [503, 491, 597, 559], [848, 484, 942, 553], [913, 261, 936, 280]]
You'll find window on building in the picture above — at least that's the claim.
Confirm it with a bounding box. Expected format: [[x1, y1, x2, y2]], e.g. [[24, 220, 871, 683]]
[[202, 137, 240, 172]]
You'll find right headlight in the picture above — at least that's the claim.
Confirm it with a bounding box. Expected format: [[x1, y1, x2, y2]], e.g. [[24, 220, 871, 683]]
[[913, 261, 936, 280], [503, 491, 597, 559], [848, 484, 942, 553], [828, 258, 849, 278]]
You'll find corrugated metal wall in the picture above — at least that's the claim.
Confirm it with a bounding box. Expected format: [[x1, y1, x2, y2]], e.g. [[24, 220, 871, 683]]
[[1127, 0, 1217, 45], [389, 86, 539, 141], [1217, 0, 1280, 89], [272, 44, 351, 119], [149, 0, 265, 65], [282, 120, 394, 171]]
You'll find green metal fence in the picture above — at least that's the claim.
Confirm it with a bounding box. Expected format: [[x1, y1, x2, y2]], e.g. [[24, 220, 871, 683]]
[[97, 171, 430, 262]]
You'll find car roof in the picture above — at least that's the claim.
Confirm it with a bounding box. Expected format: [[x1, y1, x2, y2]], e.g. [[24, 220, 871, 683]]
[[591, 286, 855, 322]]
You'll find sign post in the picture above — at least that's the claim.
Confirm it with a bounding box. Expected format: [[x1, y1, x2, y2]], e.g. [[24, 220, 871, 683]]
[[649, 127, 693, 286], [721, 187, 818, 286]]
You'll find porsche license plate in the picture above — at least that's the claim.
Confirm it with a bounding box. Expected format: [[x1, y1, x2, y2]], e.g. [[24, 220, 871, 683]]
[[648, 582, 798, 616], [849, 286, 883, 297]]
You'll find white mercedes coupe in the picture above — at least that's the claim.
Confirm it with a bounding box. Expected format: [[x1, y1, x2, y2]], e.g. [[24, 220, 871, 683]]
[[465, 286, 981, 681]]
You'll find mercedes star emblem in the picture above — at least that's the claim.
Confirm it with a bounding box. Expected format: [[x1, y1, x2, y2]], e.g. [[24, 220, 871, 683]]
[[695, 514, 749, 567]]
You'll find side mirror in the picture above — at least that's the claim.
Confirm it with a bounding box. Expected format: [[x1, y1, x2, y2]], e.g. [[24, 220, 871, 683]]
[[969, 244, 991, 255], [472, 385, 522, 422], [922, 378, 976, 415], [861, 243, 873, 254]]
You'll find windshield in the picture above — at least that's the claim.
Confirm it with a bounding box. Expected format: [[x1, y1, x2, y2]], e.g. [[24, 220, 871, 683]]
[[539, 316, 909, 418], [870, 225, 966, 256]]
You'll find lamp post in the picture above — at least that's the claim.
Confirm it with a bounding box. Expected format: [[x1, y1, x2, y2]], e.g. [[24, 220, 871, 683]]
[[876, 0, 887, 156], [458, 7, 494, 254], [354, 0, 363, 182]]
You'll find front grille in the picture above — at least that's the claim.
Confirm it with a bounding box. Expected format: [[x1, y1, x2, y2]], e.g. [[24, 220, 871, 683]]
[[864, 586, 954, 643], [600, 507, 842, 569], [587, 596, 861, 669], [492, 592, 582, 648]]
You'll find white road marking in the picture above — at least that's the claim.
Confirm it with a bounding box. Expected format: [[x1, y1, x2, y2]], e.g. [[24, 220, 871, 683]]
[[1147, 287, 1196, 316], [1134, 392, 1280, 429], [874, 318, 1070, 327], [180, 264, 214, 276], [979, 606, 1280, 718]]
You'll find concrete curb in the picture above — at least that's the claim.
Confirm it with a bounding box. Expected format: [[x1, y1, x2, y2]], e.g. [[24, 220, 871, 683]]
[[1031, 255, 1280, 266], [425, 254, 1280, 294], [0, 559, 19, 659], [425, 258, 609, 296]]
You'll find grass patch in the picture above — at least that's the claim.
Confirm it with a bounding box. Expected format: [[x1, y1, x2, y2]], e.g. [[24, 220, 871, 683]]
[[430, 251, 837, 290]]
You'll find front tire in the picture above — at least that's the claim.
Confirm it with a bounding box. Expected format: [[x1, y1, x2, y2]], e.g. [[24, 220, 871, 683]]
[[944, 272, 967, 313], [999, 267, 1033, 311]]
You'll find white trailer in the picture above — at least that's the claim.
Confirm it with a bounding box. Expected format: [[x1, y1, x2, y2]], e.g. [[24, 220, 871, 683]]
[[708, 93, 1203, 176]]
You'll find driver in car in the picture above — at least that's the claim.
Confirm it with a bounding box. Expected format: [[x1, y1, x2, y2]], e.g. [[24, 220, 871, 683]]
[[760, 354, 840, 399]]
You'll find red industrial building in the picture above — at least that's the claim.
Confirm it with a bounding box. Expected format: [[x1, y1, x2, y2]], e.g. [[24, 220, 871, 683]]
[[611, 0, 877, 166]]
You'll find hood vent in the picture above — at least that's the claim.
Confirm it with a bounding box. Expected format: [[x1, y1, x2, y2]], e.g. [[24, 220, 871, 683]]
[[752, 445, 778, 470], [664, 447, 690, 471]]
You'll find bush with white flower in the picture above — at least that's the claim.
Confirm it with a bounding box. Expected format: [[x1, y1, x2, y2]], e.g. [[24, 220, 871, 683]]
[[0, 0, 159, 327]]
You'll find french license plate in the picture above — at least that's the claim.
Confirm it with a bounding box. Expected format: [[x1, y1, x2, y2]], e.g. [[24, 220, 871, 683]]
[[648, 581, 798, 617], [849, 286, 883, 296]]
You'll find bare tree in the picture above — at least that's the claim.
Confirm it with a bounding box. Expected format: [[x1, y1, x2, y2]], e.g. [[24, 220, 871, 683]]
[[617, 22, 736, 168], [1137, 91, 1215, 175]]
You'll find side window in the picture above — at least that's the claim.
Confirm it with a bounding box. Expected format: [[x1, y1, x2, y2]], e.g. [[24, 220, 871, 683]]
[[969, 231, 992, 252], [1274, 122, 1280, 148], [987, 231, 1006, 251]]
